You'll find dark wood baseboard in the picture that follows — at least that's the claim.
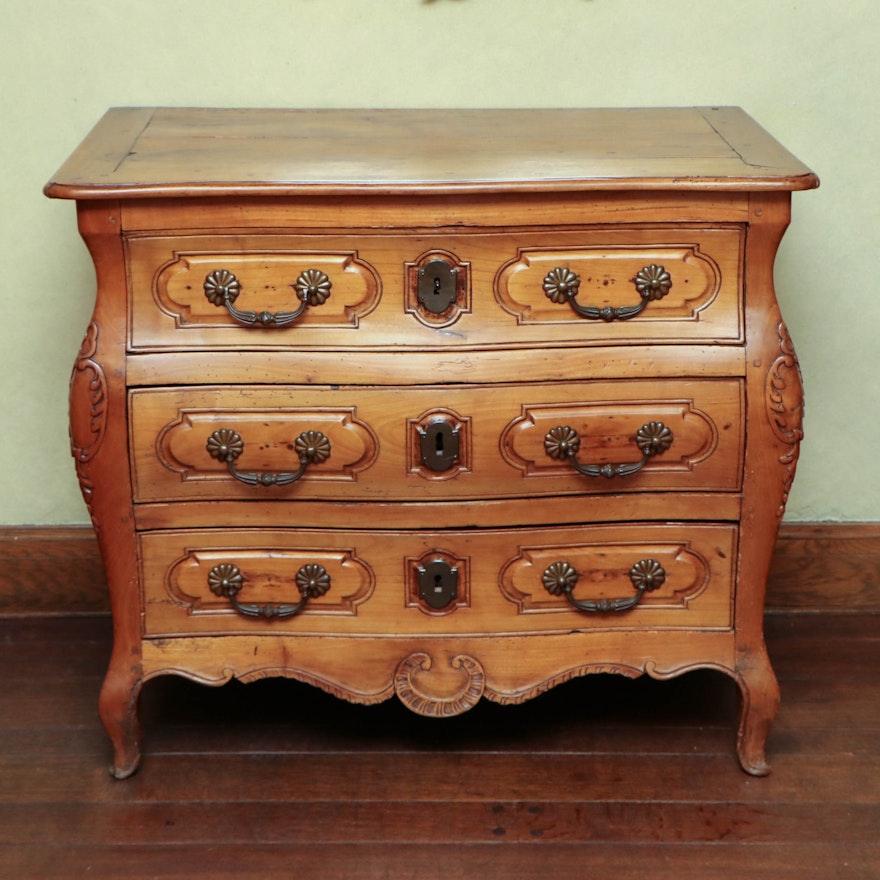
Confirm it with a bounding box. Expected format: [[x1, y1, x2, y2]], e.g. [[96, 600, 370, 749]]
[[1, 526, 108, 616], [1, 522, 878, 616], [766, 522, 880, 610]]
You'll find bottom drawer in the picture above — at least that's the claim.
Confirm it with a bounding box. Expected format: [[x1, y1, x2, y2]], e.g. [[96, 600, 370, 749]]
[[140, 523, 736, 638]]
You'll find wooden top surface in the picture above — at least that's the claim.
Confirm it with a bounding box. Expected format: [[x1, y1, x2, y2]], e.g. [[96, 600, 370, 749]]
[[45, 107, 818, 199]]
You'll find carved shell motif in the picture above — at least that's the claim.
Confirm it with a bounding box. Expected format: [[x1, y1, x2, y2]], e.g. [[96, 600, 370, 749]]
[[394, 652, 486, 717]]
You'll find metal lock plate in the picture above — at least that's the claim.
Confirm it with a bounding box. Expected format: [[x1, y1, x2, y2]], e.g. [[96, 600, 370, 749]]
[[417, 259, 458, 314], [418, 560, 459, 609], [419, 419, 460, 472]]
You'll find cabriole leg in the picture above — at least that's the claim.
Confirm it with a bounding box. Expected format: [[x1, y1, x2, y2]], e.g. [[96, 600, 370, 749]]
[[735, 647, 780, 776], [98, 656, 143, 779]]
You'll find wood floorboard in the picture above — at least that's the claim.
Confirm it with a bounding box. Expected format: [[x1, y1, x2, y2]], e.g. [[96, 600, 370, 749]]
[[1, 801, 879, 847], [2, 843, 878, 880], [4, 751, 877, 805], [0, 612, 877, 879], [7, 721, 877, 763]]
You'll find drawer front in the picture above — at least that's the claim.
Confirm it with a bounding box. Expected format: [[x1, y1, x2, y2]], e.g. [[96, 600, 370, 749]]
[[129, 379, 743, 502], [140, 523, 736, 637], [126, 227, 742, 351]]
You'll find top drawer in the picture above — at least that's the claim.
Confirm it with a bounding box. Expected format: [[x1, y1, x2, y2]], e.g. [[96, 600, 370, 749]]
[[125, 226, 743, 352]]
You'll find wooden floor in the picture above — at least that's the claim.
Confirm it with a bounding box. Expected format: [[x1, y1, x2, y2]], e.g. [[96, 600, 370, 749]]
[[1, 612, 878, 879]]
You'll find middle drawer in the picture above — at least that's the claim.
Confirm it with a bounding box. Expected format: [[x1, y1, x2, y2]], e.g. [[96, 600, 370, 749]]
[[130, 379, 743, 503]]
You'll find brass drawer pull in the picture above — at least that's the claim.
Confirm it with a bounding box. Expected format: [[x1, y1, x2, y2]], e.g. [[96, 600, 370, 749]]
[[208, 562, 331, 619], [543, 263, 672, 321], [542, 558, 665, 613], [206, 428, 331, 486], [544, 421, 672, 478], [203, 267, 331, 327]]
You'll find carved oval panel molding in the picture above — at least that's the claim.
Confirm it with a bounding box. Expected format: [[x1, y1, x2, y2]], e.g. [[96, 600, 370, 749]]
[[498, 381, 744, 493], [496, 242, 723, 325], [130, 394, 381, 502], [156, 407, 378, 485], [162, 547, 375, 621], [153, 250, 381, 330], [498, 538, 714, 617]]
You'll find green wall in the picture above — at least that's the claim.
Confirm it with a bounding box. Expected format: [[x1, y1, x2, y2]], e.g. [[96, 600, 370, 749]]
[[1, 0, 876, 523]]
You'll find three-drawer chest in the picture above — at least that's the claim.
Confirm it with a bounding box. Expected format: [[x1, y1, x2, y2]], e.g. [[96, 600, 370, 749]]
[[46, 107, 817, 777]]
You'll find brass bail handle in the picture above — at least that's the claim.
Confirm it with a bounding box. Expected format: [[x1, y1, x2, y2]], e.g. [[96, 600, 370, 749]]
[[542, 558, 666, 614], [203, 267, 331, 327], [544, 421, 673, 479], [543, 263, 672, 321], [206, 428, 331, 486], [208, 562, 331, 620]]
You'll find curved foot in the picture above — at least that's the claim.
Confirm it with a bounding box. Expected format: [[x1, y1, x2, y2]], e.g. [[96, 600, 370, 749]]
[[735, 647, 780, 776], [99, 660, 144, 779], [110, 754, 141, 780]]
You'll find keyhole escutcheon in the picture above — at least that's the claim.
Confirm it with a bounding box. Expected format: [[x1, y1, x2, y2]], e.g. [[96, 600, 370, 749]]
[[419, 560, 459, 609], [419, 419, 460, 472], [417, 259, 457, 314]]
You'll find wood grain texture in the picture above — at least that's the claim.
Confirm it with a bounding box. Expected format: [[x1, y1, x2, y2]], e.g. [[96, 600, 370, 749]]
[[0, 612, 876, 879], [44, 107, 819, 199]]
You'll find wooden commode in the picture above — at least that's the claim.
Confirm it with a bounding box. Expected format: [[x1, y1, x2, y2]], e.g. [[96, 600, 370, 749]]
[[46, 108, 818, 777]]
